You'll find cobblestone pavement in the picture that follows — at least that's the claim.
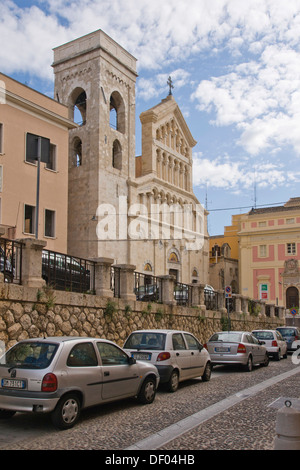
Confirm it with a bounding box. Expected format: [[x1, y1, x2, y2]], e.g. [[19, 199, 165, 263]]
[[1, 356, 299, 450]]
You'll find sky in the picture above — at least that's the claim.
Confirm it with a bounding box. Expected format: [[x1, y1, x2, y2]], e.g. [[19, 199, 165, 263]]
[[2, 0, 300, 235]]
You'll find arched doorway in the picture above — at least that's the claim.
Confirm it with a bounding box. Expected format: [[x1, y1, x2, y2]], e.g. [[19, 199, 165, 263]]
[[286, 286, 299, 309]]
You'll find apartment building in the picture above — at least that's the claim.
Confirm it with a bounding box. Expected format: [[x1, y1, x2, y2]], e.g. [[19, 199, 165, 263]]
[[0, 73, 76, 252]]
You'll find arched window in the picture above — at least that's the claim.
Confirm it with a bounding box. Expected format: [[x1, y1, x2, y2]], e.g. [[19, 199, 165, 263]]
[[112, 139, 122, 170], [69, 88, 87, 125], [109, 91, 125, 133]]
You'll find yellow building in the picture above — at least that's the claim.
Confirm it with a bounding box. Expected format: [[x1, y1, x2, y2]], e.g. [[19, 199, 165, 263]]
[[209, 214, 240, 292], [0, 73, 76, 252]]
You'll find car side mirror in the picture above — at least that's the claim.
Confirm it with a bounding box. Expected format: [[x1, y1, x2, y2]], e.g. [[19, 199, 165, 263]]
[[199, 344, 203, 351], [128, 356, 136, 365]]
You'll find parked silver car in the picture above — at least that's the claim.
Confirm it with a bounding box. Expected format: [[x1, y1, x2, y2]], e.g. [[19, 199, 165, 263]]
[[0, 337, 160, 429], [252, 329, 287, 360], [123, 329, 211, 392], [205, 331, 269, 371]]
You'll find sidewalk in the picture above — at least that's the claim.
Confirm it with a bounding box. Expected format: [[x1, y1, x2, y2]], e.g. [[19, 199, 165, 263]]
[[158, 367, 300, 450]]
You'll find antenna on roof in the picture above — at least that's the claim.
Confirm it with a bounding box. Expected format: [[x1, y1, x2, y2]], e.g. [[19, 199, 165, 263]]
[[253, 167, 257, 209]]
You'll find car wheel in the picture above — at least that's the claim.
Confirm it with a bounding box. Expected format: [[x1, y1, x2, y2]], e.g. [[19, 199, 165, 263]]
[[262, 353, 269, 367], [202, 362, 212, 382], [137, 376, 156, 404], [51, 393, 81, 429], [0, 409, 16, 419], [244, 355, 253, 372], [274, 351, 281, 361], [167, 370, 179, 393]]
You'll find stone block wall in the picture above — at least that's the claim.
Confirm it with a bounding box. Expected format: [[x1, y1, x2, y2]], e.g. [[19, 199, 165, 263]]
[[0, 282, 283, 350]]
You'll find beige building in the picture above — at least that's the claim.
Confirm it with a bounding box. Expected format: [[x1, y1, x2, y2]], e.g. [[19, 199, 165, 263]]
[[0, 73, 75, 251], [52, 30, 209, 283]]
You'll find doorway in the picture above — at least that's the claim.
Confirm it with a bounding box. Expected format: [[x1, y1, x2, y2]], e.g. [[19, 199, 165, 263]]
[[286, 286, 299, 309], [169, 269, 179, 281]]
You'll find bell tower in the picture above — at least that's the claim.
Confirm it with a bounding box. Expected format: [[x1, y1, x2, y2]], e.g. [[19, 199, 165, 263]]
[[52, 30, 137, 259]]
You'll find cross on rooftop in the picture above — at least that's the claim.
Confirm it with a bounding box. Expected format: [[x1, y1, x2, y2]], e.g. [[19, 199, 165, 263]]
[[167, 76, 174, 95]]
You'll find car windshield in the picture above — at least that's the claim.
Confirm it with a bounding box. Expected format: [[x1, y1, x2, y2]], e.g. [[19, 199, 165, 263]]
[[0, 341, 58, 369], [277, 328, 296, 337], [209, 332, 243, 343], [124, 332, 166, 350], [252, 331, 274, 340]]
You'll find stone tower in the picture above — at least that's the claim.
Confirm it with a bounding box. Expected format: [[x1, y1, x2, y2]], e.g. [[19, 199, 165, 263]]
[[52, 30, 137, 260]]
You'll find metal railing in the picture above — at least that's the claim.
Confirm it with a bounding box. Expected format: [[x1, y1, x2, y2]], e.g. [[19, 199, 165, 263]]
[[111, 266, 121, 298], [204, 288, 219, 311], [174, 282, 192, 307], [0, 238, 23, 284], [134, 272, 162, 303], [42, 249, 96, 293]]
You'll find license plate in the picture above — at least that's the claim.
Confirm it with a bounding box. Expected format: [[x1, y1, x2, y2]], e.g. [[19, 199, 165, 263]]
[[1, 379, 26, 389], [215, 347, 230, 353], [132, 353, 151, 361]]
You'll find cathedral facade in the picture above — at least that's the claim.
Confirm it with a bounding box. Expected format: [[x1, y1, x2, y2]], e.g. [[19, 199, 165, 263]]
[[52, 29, 209, 284]]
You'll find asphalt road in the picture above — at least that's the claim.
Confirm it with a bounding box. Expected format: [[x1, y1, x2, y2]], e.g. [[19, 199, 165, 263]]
[[0, 354, 299, 451]]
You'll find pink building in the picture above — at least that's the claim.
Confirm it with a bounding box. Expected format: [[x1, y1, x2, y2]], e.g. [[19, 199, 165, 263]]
[[239, 198, 300, 309]]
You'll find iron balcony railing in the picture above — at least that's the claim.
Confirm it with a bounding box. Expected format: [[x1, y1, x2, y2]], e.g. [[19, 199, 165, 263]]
[[0, 238, 23, 285], [204, 287, 219, 311], [42, 249, 96, 293], [174, 282, 192, 307], [134, 272, 162, 303]]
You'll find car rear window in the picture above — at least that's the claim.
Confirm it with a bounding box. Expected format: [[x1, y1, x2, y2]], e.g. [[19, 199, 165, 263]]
[[277, 328, 296, 337], [124, 332, 166, 350], [209, 332, 243, 343], [252, 331, 274, 340], [0, 341, 58, 369]]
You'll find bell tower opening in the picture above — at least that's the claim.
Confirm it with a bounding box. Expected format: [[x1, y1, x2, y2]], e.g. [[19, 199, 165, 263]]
[[70, 88, 87, 125]]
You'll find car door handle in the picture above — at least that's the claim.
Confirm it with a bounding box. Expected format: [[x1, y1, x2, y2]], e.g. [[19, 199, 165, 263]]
[[176, 353, 180, 356], [191, 352, 194, 355], [104, 371, 110, 376]]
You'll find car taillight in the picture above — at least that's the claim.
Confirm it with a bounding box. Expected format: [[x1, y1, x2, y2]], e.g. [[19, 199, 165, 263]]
[[203, 343, 207, 350], [272, 340, 278, 347], [42, 373, 57, 392], [237, 343, 246, 353], [157, 352, 171, 362], [295, 336, 299, 341]]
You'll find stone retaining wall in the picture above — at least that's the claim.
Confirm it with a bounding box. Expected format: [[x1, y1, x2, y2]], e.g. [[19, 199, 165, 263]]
[[0, 282, 283, 350]]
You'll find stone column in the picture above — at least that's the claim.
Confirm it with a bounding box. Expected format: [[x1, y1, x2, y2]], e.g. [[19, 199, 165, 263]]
[[234, 294, 243, 314], [191, 283, 206, 312], [159, 275, 176, 306], [241, 296, 249, 315], [114, 264, 136, 301], [217, 289, 228, 315], [278, 306, 285, 320], [92, 257, 114, 297], [21, 238, 47, 288]]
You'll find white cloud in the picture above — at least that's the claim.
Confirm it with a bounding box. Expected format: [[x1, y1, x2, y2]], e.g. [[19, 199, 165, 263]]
[[192, 41, 300, 155], [2, 0, 300, 162], [192, 154, 300, 191], [1, 1, 70, 79]]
